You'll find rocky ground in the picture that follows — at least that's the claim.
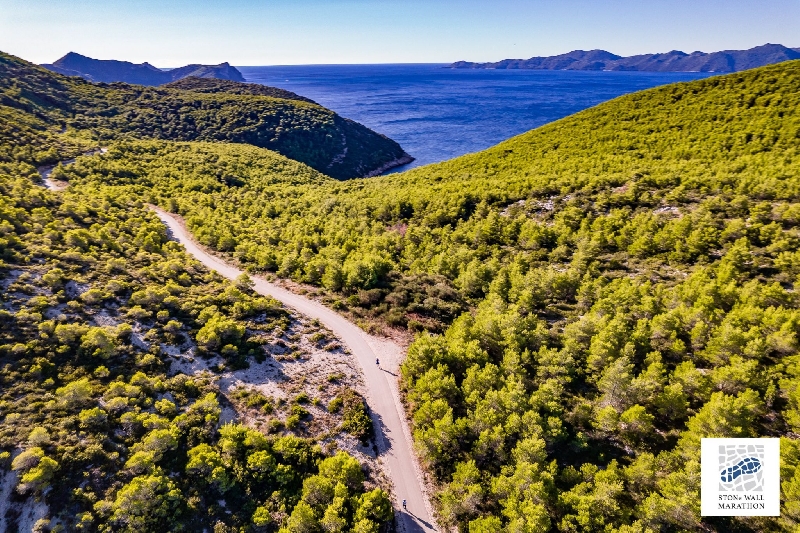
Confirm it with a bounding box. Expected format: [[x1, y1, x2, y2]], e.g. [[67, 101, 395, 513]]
[[164, 312, 393, 492]]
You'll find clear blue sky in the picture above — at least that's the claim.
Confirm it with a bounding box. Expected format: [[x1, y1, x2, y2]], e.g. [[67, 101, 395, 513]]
[[1, 0, 798, 66]]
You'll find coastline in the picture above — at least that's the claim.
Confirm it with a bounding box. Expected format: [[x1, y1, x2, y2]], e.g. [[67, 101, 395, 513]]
[[364, 153, 415, 178]]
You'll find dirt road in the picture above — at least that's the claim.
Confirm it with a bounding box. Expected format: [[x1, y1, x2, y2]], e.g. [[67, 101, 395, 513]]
[[35, 150, 438, 531], [38, 148, 107, 190], [151, 207, 437, 533]]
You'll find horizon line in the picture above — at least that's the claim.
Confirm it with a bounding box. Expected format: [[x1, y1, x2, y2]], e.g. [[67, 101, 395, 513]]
[[41, 42, 800, 71]]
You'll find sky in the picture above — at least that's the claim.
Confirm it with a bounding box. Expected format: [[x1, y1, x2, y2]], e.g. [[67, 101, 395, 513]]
[[1, 0, 798, 66]]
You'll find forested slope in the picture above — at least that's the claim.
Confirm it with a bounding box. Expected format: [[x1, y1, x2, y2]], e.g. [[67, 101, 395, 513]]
[[0, 171, 393, 532], [162, 77, 317, 104], [0, 54, 395, 532], [53, 60, 800, 531], [0, 51, 409, 179]]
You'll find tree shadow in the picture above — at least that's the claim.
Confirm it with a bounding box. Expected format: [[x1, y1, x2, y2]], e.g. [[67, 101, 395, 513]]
[[370, 413, 438, 532], [162, 223, 175, 240], [371, 409, 394, 454]]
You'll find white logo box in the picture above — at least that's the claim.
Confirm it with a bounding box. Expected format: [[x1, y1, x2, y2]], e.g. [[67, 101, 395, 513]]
[[701, 438, 780, 516]]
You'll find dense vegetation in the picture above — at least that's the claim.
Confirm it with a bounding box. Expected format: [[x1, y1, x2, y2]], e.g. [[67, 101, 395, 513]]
[[0, 58, 394, 531], [5, 42, 800, 530], [0, 51, 409, 179], [163, 77, 317, 104], [50, 60, 800, 531], [52, 140, 467, 332]]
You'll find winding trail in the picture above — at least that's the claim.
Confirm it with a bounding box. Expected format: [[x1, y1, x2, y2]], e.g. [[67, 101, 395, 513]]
[[36, 151, 438, 531], [151, 208, 437, 533], [38, 148, 107, 190]]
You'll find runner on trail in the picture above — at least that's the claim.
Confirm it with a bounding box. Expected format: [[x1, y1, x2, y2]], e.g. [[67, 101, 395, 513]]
[[402, 499, 407, 510]]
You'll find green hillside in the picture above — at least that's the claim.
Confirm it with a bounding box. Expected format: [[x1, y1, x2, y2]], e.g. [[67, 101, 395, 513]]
[[162, 77, 317, 104], [0, 51, 409, 179], [60, 61, 800, 328], [0, 54, 395, 532], [53, 60, 800, 531], [0, 172, 392, 532]]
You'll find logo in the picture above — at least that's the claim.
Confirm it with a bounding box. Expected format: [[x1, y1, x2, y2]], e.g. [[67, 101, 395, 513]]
[[701, 438, 780, 516], [719, 444, 763, 491]]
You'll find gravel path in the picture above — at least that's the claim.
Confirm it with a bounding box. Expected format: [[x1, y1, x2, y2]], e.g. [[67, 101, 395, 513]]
[[37, 148, 107, 190], [34, 150, 439, 531], [151, 207, 438, 533]]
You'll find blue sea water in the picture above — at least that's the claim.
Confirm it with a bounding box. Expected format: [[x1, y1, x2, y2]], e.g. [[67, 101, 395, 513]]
[[238, 64, 713, 173]]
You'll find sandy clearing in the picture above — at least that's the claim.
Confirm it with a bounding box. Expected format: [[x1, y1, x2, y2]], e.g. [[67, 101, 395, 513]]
[[152, 206, 438, 533], [164, 317, 389, 480]]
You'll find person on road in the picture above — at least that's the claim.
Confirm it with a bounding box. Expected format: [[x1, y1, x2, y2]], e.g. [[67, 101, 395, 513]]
[[376, 358, 380, 366], [402, 499, 406, 510]]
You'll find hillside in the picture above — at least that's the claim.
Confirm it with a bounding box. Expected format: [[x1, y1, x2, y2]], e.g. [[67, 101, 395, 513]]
[[162, 77, 316, 104], [42, 52, 245, 85], [1, 51, 410, 179], [452, 42, 800, 72], [0, 173, 393, 532], [54, 60, 800, 531], [0, 56, 396, 533]]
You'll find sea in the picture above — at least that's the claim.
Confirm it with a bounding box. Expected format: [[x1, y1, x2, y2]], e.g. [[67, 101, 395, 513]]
[[238, 64, 713, 174]]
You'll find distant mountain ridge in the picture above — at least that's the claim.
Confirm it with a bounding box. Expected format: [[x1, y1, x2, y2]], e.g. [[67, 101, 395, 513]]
[[42, 52, 245, 85], [450, 43, 800, 72], [2, 50, 410, 178]]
